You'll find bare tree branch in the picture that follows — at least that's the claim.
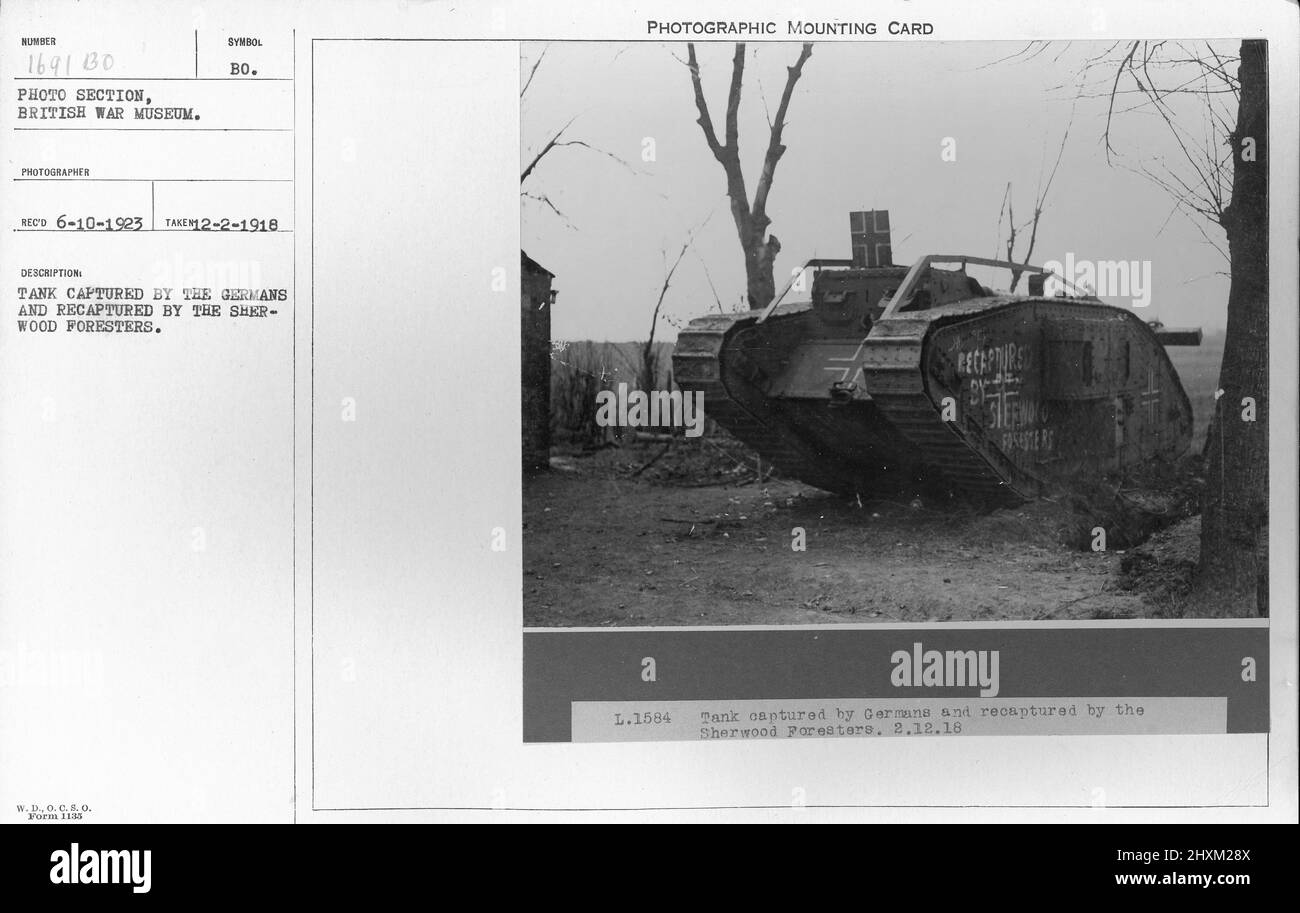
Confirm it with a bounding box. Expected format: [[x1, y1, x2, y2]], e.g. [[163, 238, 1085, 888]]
[[1086, 38, 1236, 257], [686, 44, 726, 159], [992, 181, 1011, 260], [520, 115, 578, 184], [522, 190, 577, 231], [998, 109, 1072, 291], [647, 211, 716, 344], [693, 248, 727, 314], [521, 118, 642, 187], [642, 210, 716, 391], [974, 41, 1045, 71], [752, 43, 812, 226], [1103, 42, 1140, 162], [520, 45, 548, 99], [549, 139, 639, 174], [724, 43, 745, 151]]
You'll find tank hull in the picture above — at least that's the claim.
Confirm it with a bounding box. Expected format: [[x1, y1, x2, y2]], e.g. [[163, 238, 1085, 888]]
[[672, 296, 1194, 503]]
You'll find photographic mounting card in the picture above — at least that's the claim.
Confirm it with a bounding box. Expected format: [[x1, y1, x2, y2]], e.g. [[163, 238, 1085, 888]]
[[0, 0, 1295, 823]]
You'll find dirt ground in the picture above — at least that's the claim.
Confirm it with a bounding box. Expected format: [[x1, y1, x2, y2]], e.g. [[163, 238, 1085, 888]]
[[522, 441, 1227, 626]]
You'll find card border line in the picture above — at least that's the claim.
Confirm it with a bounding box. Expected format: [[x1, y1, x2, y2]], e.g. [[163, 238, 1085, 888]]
[[306, 34, 1281, 816]]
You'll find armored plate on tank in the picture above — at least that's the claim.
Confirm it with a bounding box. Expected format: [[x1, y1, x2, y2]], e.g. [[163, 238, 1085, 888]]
[[672, 218, 1199, 505]]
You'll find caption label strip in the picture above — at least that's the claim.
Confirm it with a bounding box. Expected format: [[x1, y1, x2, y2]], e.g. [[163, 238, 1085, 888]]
[[572, 697, 1226, 742]]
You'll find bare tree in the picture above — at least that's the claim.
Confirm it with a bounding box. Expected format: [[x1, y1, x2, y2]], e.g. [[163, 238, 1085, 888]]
[[1076, 40, 1267, 611], [686, 43, 813, 309], [995, 121, 1071, 291], [1199, 41, 1267, 612], [616, 213, 717, 398]]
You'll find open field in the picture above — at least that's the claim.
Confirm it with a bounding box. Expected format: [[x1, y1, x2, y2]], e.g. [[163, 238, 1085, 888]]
[[1166, 331, 1225, 451]]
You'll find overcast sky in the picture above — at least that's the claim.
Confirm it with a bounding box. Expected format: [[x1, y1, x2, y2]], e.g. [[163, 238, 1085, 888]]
[[521, 40, 1243, 341]]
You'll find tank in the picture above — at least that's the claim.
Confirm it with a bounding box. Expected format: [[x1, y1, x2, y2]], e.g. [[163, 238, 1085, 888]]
[[671, 211, 1201, 505]]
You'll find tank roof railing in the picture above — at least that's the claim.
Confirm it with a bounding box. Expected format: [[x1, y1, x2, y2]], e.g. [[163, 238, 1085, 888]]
[[879, 254, 1093, 318], [754, 252, 1094, 326]]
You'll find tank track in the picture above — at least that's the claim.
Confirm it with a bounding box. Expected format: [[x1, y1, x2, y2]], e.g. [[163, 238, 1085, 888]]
[[673, 309, 861, 493], [859, 308, 1031, 504]]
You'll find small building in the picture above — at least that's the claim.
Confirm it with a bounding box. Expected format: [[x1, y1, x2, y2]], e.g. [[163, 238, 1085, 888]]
[[521, 252, 554, 473]]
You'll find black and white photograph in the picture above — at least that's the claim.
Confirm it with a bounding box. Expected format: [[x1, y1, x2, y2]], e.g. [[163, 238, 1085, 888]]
[[521, 38, 1270, 627]]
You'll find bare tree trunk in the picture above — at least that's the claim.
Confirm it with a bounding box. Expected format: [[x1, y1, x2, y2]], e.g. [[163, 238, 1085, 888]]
[[640, 339, 658, 397], [687, 43, 811, 309], [744, 229, 780, 308], [1198, 40, 1268, 612]]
